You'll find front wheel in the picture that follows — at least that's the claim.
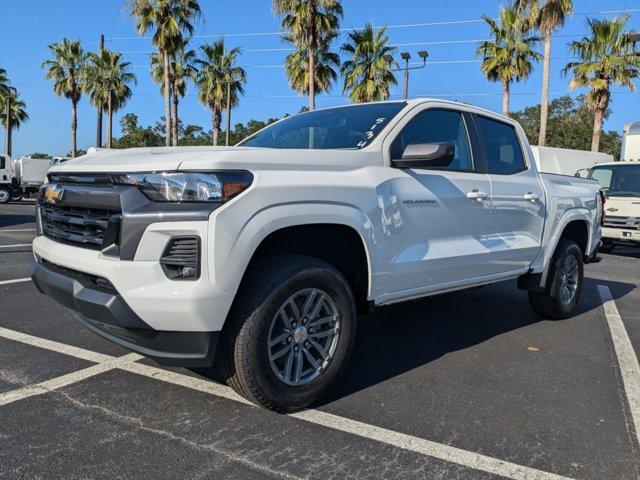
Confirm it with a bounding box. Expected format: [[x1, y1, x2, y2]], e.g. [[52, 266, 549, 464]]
[[528, 239, 584, 319], [218, 255, 357, 412], [599, 241, 615, 254], [0, 187, 10, 204]]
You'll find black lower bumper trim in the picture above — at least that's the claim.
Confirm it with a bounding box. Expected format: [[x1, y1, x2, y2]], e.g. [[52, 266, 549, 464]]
[[29, 261, 218, 367]]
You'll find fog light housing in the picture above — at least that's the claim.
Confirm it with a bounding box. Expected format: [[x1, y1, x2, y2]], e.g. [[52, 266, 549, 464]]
[[160, 236, 200, 281]]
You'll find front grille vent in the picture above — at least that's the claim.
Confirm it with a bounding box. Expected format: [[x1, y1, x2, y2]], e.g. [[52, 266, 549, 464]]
[[160, 236, 201, 280], [41, 204, 121, 250], [603, 215, 640, 231]]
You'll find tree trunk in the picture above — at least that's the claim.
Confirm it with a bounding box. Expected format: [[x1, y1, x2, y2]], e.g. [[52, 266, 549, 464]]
[[538, 31, 552, 146], [163, 50, 172, 147], [96, 106, 103, 148], [308, 48, 316, 111], [106, 93, 113, 149], [71, 100, 78, 158], [591, 91, 609, 152], [172, 93, 179, 146], [502, 81, 510, 117], [6, 123, 11, 157], [212, 105, 221, 146]]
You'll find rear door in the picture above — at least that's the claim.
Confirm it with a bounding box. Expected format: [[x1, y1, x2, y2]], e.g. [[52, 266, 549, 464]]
[[474, 115, 545, 274], [383, 107, 493, 293]]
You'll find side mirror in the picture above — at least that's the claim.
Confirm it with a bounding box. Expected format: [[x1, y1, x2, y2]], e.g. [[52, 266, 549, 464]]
[[393, 142, 455, 169]]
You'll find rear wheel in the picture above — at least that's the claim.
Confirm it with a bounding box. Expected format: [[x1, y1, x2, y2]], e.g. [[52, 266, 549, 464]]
[[528, 239, 584, 319], [0, 187, 10, 204], [218, 255, 357, 412]]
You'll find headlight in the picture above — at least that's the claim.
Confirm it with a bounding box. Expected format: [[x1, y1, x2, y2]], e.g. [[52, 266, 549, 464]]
[[112, 171, 253, 202]]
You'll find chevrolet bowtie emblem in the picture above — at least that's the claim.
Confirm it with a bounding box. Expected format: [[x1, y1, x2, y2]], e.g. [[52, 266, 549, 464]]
[[44, 184, 64, 204], [606, 207, 619, 212]]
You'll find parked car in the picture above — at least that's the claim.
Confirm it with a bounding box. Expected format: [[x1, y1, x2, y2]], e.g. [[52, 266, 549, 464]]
[[30, 100, 603, 411], [589, 162, 640, 252]]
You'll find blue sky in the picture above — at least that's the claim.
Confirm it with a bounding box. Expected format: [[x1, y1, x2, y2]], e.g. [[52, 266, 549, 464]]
[[1, 0, 639, 157]]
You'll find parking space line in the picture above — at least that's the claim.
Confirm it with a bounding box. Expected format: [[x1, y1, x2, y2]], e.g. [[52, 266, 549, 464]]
[[0, 278, 31, 286], [0, 353, 141, 408], [0, 244, 32, 248], [0, 326, 575, 480], [597, 285, 640, 449], [0, 326, 115, 364], [0, 229, 36, 233]]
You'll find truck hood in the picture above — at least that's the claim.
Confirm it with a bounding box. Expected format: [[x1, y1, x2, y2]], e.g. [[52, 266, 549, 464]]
[[49, 146, 375, 174], [604, 196, 640, 218]]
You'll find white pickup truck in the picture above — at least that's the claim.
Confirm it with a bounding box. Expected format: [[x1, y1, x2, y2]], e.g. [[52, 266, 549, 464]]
[[31, 99, 603, 411]]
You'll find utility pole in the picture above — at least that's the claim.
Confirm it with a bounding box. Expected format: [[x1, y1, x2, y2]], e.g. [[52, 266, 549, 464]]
[[4, 96, 11, 156], [388, 51, 429, 100], [96, 34, 104, 148], [225, 81, 232, 146]]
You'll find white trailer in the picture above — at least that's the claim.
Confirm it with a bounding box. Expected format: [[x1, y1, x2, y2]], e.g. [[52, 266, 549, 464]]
[[530, 146, 613, 177], [621, 122, 640, 162]]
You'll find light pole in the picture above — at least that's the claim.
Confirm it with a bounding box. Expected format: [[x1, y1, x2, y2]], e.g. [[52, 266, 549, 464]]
[[387, 50, 429, 100], [225, 81, 231, 146]]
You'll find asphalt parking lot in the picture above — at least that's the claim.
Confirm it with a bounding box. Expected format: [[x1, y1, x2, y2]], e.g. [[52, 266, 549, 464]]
[[1, 201, 639, 480]]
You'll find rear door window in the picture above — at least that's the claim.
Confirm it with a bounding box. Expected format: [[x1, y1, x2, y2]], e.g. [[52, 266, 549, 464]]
[[476, 116, 526, 175]]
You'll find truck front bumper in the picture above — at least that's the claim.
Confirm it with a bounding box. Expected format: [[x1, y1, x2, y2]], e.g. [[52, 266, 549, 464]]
[[602, 226, 640, 245], [29, 260, 219, 367]]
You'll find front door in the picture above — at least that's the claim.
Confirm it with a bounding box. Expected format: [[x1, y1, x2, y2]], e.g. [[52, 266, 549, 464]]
[[383, 108, 493, 294]]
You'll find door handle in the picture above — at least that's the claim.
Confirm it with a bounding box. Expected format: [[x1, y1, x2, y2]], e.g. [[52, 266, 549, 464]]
[[523, 192, 540, 202], [467, 189, 489, 201]]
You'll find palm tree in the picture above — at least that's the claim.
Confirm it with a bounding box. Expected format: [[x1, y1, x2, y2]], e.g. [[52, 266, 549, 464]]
[[274, 0, 343, 110], [42, 38, 86, 158], [0, 68, 11, 97], [341, 23, 397, 103], [195, 40, 246, 146], [151, 39, 196, 146], [85, 49, 137, 148], [564, 16, 640, 152], [516, 0, 573, 145], [284, 35, 340, 97], [129, 0, 201, 146], [477, 6, 541, 117], [0, 89, 28, 157]]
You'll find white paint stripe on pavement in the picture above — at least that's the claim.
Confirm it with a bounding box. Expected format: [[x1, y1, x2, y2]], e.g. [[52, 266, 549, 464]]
[[0, 278, 31, 286], [0, 326, 575, 480], [597, 285, 640, 449], [0, 326, 115, 363], [0, 243, 32, 248], [0, 229, 36, 233], [0, 353, 142, 407]]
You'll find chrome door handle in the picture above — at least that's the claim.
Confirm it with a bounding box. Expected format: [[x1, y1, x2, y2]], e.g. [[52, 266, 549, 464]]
[[467, 189, 489, 201], [523, 192, 540, 202]]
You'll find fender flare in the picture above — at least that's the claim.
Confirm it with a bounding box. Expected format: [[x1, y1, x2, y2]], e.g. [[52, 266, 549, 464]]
[[207, 201, 377, 299], [519, 208, 592, 292]]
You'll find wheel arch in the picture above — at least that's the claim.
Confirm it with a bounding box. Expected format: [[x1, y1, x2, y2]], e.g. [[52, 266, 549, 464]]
[[209, 202, 376, 313]]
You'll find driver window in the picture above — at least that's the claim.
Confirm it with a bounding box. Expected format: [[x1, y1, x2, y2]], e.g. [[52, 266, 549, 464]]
[[0, 156, 5, 170], [390, 109, 473, 171]]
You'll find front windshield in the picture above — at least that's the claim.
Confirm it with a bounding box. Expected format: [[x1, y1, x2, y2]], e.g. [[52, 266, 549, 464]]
[[590, 164, 640, 197], [239, 102, 406, 150]]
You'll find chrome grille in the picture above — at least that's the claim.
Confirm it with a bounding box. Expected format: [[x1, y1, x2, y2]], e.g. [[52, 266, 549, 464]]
[[40, 204, 121, 250], [603, 215, 640, 230]]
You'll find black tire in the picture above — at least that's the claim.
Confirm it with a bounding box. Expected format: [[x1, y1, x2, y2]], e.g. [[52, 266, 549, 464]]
[[0, 187, 10, 204], [218, 255, 357, 412], [599, 242, 615, 254], [528, 239, 584, 320]]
